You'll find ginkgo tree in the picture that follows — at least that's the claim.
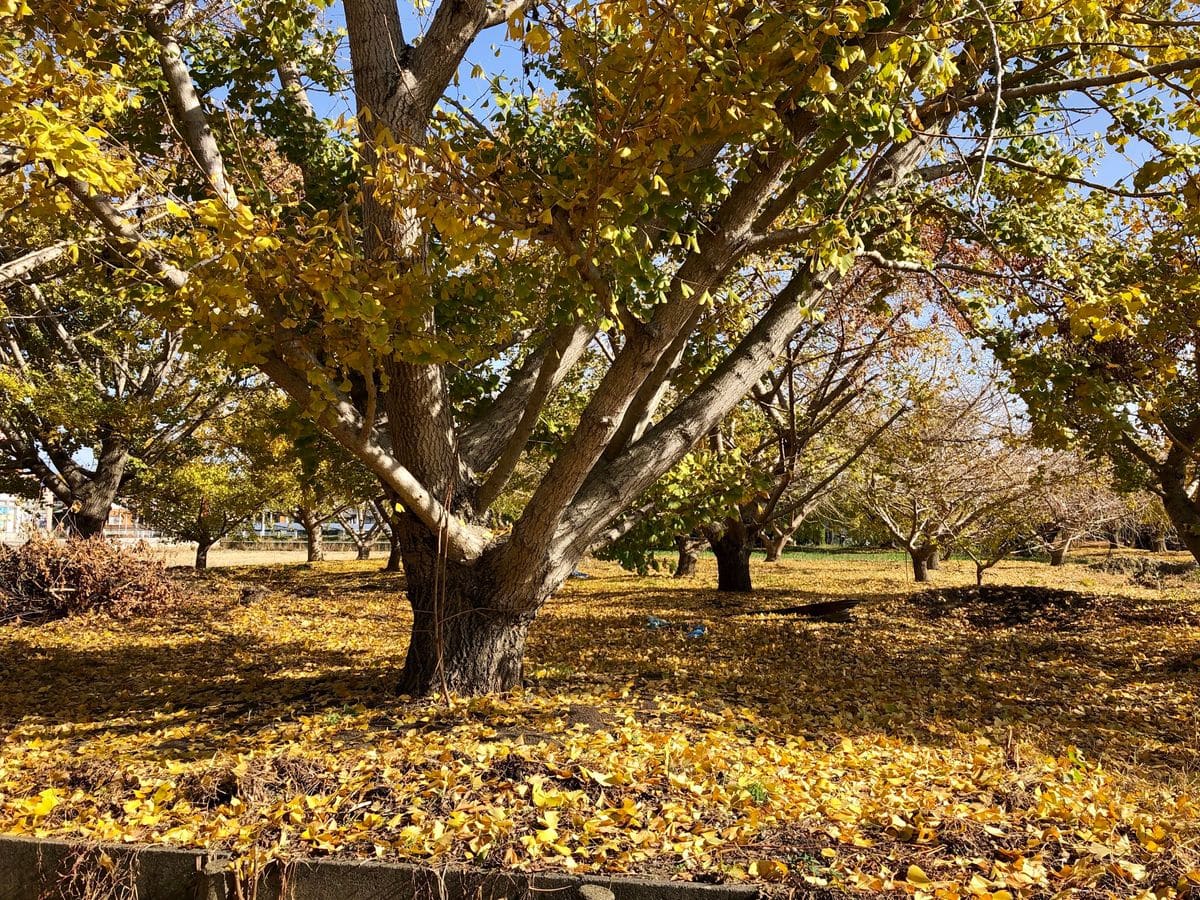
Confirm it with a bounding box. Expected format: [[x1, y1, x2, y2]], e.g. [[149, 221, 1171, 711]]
[[846, 377, 1037, 582], [129, 393, 293, 568], [6, 0, 1200, 694], [982, 195, 1200, 563], [601, 282, 923, 592], [0, 253, 239, 536]]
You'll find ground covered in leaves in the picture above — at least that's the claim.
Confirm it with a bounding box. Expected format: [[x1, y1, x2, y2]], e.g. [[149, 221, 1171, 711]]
[[1, 550, 1198, 899]]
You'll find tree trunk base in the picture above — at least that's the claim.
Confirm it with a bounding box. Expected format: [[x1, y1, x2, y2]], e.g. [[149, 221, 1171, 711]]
[[673, 536, 698, 578], [400, 606, 529, 697], [710, 530, 753, 592], [910, 549, 932, 583]]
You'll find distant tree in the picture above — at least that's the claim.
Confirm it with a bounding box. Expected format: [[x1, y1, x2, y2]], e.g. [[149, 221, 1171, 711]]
[[274, 414, 381, 563], [1029, 455, 1127, 566], [849, 380, 1036, 582], [0, 273, 236, 537], [697, 304, 917, 591], [336, 500, 386, 560], [130, 398, 290, 568]]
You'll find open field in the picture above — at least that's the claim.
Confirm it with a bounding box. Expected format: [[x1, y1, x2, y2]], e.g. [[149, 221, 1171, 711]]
[[0, 551, 1198, 898], [150, 545, 378, 569]]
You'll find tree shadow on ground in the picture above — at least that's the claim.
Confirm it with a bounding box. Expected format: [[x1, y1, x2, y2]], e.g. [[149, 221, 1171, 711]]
[[533, 580, 1200, 775], [1, 566, 1197, 779]]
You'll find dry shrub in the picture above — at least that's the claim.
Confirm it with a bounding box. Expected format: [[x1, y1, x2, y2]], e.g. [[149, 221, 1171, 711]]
[[0, 533, 173, 624]]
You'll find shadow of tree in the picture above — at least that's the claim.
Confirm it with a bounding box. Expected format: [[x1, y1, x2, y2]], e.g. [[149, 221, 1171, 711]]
[[0, 564, 1196, 782]]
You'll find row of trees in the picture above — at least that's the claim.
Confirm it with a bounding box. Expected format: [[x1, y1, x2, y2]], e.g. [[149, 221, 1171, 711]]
[[0, 239, 1169, 587], [3, 0, 1200, 693]]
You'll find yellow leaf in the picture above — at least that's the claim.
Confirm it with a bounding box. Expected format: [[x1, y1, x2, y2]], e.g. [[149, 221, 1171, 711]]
[[748, 859, 789, 881], [906, 864, 932, 886], [525, 24, 551, 54], [808, 64, 839, 93], [29, 788, 61, 818]]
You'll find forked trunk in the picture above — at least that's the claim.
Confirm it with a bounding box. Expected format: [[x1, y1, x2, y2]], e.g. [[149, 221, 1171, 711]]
[[357, 543, 372, 560], [763, 532, 788, 563], [708, 523, 753, 592], [60, 441, 128, 539], [673, 535, 698, 577]]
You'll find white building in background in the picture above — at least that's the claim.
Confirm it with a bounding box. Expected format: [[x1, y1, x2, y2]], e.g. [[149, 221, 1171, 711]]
[[0, 491, 53, 542], [101, 503, 159, 543], [0, 492, 163, 545]]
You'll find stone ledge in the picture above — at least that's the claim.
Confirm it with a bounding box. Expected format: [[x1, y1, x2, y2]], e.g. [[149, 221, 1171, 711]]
[[0, 835, 762, 900]]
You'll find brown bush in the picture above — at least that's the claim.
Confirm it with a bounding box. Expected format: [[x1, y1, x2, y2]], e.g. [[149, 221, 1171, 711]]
[[0, 533, 173, 624]]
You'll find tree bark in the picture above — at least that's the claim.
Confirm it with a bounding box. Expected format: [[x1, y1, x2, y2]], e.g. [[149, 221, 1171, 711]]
[[763, 531, 790, 562], [1153, 528, 1168, 553], [1161, 487, 1200, 564], [62, 506, 109, 539], [926, 550, 940, 571], [708, 521, 753, 592], [395, 521, 532, 696], [297, 508, 325, 562], [385, 532, 403, 571], [673, 535, 699, 577], [910, 547, 933, 583], [1049, 537, 1071, 567], [1160, 449, 1200, 562], [195, 541, 214, 570], [357, 542, 372, 560], [59, 442, 129, 538]]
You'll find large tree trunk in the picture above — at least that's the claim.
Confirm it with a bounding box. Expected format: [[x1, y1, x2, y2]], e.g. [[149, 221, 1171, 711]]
[[195, 540, 214, 570], [910, 547, 934, 583], [707, 521, 753, 592], [61, 505, 109, 539], [59, 438, 129, 538], [395, 521, 533, 696], [673, 535, 699, 577], [300, 514, 324, 562], [357, 542, 372, 560], [1160, 450, 1200, 562]]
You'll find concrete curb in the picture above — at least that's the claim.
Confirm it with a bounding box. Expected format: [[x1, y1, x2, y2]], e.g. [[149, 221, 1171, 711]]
[[0, 835, 762, 900]]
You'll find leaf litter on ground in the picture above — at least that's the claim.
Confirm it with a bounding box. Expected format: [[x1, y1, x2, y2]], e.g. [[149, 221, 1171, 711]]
[[0, 550, 1197, 899]]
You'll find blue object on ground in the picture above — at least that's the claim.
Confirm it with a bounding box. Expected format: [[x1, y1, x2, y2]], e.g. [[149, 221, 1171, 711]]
[[686, 624, 709, 638], [646, 616, 670, 629], [569, 570, 590, 579]]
